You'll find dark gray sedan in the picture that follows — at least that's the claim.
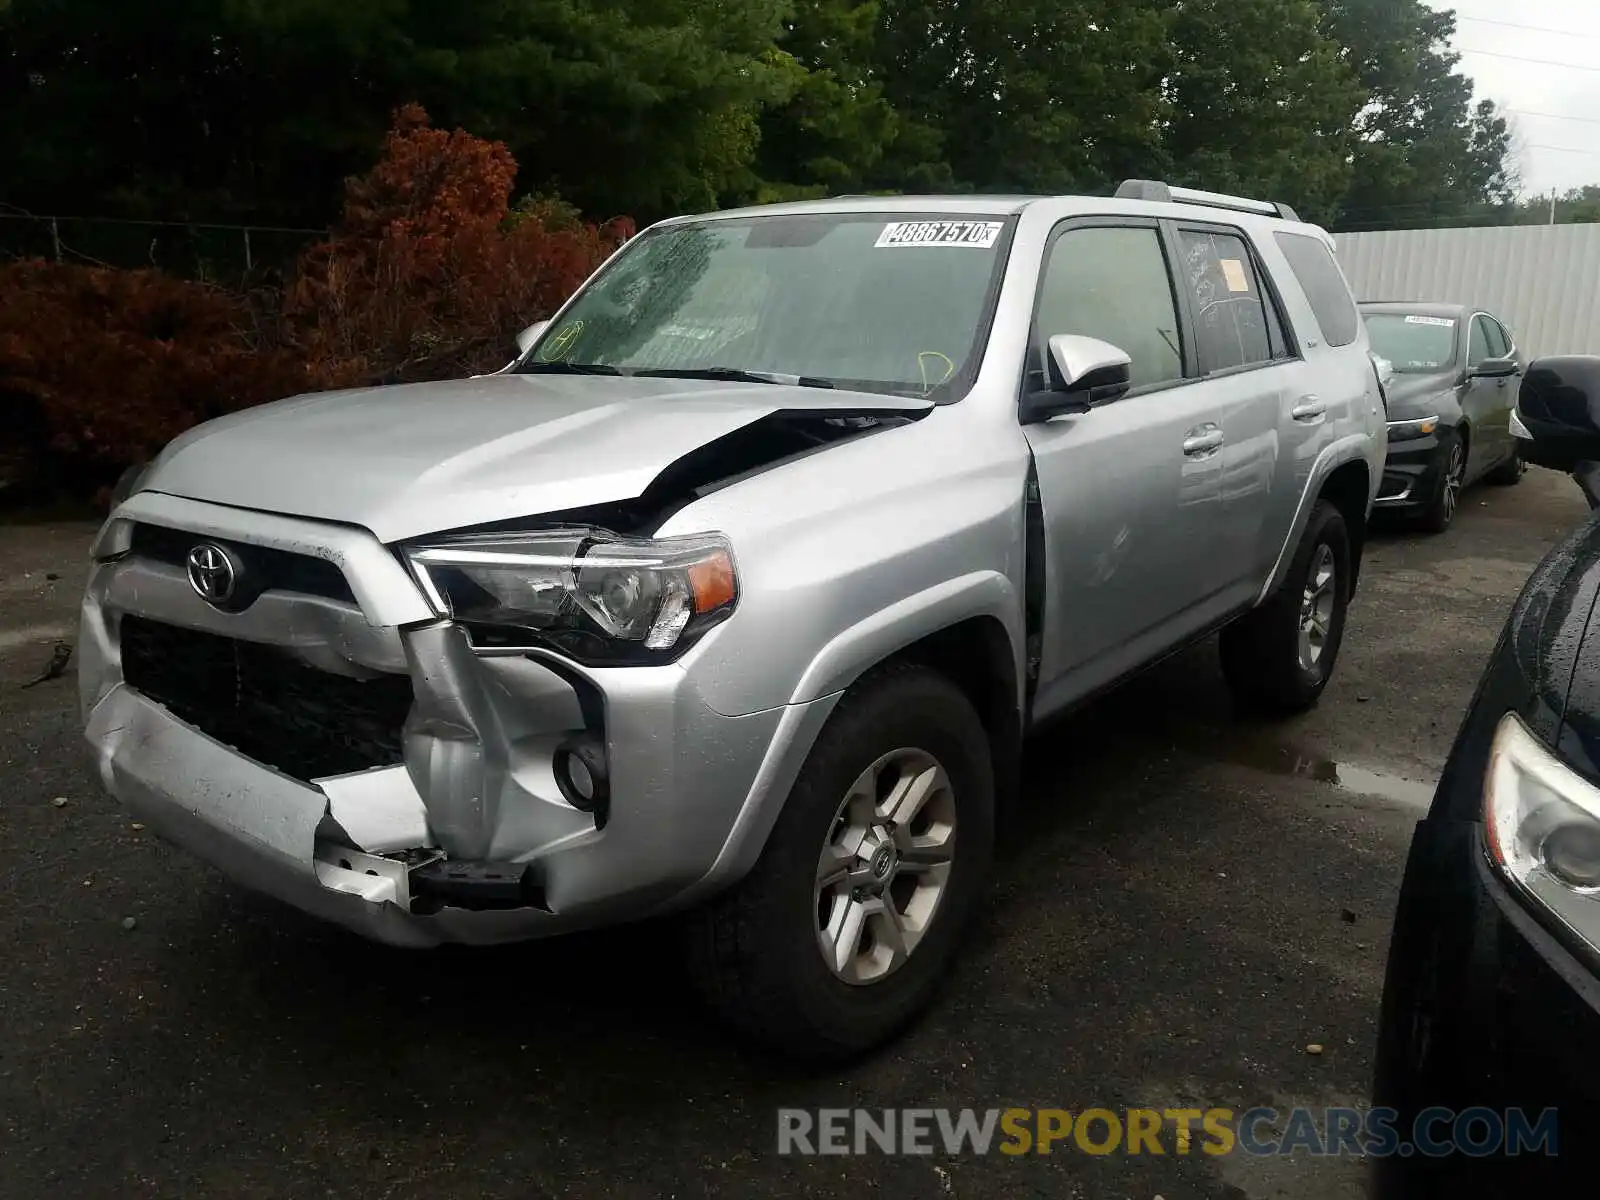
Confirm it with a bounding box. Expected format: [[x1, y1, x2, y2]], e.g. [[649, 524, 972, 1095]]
[[1361, 301, 1527, 532]]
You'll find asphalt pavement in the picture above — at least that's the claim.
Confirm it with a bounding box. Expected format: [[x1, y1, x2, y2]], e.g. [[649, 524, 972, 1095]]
[[0, 468, 1590, 1200]]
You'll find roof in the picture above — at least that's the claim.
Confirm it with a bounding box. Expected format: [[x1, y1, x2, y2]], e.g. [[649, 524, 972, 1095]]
[[658, 192, 1327, 235], [664, 195, 1040, 222], [1358, 301, 1473, 319]]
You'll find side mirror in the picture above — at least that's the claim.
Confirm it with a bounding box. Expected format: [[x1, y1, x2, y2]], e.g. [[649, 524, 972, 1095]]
[[1516, 356, 1600, 472], [1020, 335, 1134, 424], [516, 320, 551, 356], [1470, 355, 1519, 380]]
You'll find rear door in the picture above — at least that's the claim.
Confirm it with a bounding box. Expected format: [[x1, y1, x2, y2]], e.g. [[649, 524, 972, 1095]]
[[1021, 218, 1228, 712], [1165, 222, 1307, 603]]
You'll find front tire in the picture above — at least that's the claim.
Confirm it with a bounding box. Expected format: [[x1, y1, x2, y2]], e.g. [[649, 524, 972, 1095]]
[[1421, 430, 1466, 533], [684, 663, 995, 1060], [1220, 499, 1351, 715]]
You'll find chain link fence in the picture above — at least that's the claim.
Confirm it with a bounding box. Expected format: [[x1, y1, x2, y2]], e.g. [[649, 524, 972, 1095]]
[[0, 212, 326, 283]]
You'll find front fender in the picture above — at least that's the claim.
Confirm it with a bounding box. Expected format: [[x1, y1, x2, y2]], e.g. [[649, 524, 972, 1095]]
[[788, 570, 1023, 708], [681, 571, 1022, 902]]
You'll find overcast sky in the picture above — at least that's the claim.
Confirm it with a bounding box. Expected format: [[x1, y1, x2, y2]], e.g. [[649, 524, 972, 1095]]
[[1426, 1, 1600, 197]]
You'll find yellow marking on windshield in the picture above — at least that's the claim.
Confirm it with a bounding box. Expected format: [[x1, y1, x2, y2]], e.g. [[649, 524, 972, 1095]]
[[918, 351, 958, 395]]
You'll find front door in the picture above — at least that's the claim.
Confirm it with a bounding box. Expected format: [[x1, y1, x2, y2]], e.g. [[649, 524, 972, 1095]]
[[1022, 219, 1226, 715]]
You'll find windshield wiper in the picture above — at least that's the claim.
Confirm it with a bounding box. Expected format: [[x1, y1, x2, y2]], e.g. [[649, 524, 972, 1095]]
[[516, 361, 623, 376], [633, 366, 835, 389]]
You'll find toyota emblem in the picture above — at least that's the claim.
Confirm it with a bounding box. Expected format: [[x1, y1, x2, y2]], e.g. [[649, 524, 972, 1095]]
[[186, 542, 240, 606]]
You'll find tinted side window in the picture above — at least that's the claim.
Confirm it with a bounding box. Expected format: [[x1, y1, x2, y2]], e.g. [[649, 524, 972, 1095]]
[[1273, 231, 1359, 348], [1035, 225, 1183, 389], [1177, 229, 1272, 371], [1495, 318, 1517, 354], [1469, 316, 1492, 365]]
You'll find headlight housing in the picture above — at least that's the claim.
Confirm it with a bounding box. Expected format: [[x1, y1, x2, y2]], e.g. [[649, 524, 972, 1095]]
[[1486, 712, 1600, 955], [1386, 415, 1439, 442], [405, 529, 738, 665]]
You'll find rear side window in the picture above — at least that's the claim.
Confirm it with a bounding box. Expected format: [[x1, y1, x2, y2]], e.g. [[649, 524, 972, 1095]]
[[1273, 232, 1359, 348], [1176, 229, 1274, 372]]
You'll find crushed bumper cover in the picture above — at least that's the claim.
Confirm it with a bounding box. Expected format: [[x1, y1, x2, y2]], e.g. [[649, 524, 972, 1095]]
[[81, 494, 833, 947]]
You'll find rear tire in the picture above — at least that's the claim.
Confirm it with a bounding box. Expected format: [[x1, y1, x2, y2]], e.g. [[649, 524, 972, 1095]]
[[1220, 500, 1351, 715], [683, 663, 995, 1061]]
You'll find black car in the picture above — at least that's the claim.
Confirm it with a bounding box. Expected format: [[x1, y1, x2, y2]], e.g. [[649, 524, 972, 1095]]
[[1373, 357, 1600, 1194], [1361, 302, 1527, 532]]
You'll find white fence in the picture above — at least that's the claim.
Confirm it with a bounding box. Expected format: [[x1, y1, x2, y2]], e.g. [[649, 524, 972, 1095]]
[[1334, 224, 1600, 360]]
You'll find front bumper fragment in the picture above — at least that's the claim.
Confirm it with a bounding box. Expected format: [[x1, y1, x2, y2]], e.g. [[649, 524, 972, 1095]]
[[1373, 436, 1444, 510], [81, 495, 827, 946]]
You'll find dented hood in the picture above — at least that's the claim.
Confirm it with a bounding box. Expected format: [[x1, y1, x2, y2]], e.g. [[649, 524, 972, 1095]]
[[144, 373, 932, 542]]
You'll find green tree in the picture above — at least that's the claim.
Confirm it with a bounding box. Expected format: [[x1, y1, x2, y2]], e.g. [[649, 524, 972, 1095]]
[[753, 0, 901, 201], [0, 0, 792, 226], [873, 0, 1171, 195], [1162, 0, 1363, 225], [1321, 0, 1513, 230]]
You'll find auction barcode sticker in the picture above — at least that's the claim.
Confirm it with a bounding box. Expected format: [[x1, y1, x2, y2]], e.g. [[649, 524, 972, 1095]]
[[1404, 315, 1456, 327], [876, 220, 1003, 249]]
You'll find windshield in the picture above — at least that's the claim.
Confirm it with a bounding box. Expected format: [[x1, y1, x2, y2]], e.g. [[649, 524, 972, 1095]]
[[516, 213, 1014, 399], [1362, 313, 1460, 375]]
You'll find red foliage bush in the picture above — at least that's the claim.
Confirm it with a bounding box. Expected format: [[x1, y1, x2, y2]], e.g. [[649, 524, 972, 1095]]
[[0, 261, 319, 495], [286, 104, 634, 384], [0, 104, 633, 501]]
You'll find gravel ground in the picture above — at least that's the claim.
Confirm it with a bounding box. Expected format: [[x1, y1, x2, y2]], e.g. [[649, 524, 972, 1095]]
[[0, 468, 1589, 1199]]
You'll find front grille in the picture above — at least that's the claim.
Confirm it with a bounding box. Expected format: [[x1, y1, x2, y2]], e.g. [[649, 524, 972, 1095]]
[[128, 523, 356, 605], [120, 616, 413, 782]]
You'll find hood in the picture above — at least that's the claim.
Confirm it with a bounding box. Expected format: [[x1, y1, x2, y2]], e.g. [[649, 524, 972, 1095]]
[[144, 374, 932, 543], [1383, 370, 1459, 420]]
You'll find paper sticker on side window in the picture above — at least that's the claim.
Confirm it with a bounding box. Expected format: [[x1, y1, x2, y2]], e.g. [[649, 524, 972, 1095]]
[[1219, 258, 1251, 293], [1404, 315, 1456, 328], [876, 220, 1003, 249]]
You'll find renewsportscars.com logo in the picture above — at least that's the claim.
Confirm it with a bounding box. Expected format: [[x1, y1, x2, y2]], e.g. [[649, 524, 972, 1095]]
[[776, 1107, 1559, 1158]]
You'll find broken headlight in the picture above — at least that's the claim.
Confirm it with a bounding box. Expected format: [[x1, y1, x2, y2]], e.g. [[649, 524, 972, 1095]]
[[405, 530, 738, 664]]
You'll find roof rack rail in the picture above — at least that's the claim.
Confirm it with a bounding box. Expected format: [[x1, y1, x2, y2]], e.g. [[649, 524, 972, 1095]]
[[1114, 179, 1300, 223]]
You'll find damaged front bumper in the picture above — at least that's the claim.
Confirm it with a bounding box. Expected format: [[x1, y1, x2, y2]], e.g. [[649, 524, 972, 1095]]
[[80, 493, 830, 947]]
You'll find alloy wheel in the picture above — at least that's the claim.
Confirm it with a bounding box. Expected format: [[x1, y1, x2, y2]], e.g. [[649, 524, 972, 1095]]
[[1440, 443, 1465, 526], [1298, 543, 1337, 672], [814, 748, 957, 985]]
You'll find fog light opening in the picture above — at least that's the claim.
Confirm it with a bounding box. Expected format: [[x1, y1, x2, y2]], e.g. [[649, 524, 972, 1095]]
[[554, 735, 610, 821]]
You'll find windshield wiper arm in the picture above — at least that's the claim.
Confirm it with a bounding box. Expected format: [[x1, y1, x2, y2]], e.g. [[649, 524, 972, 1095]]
[[516, 361, 623, 376], [633, 366, 835, 389]]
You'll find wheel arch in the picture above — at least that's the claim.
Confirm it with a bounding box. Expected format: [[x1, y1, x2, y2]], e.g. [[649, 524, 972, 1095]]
[[685, 586, 1024, 902], [1318, 459, 1371, 598], [881, 615, 1023, 828], [1257, 435, 1376, 606]]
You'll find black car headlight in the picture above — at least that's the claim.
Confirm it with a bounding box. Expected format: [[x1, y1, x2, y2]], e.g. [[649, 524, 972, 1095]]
[[404, 529, 738, 665], [1386, 415, 1439, 442], [1486, 712, 1600, 949]]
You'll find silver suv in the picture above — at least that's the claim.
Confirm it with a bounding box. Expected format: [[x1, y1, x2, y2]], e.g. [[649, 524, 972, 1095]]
[[82, 181, 1385, 1057]]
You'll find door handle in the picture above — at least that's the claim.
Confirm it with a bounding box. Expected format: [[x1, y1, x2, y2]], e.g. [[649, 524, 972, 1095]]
[[1291, 396, 1326, 422], [1182, 426, 1224, 457]]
